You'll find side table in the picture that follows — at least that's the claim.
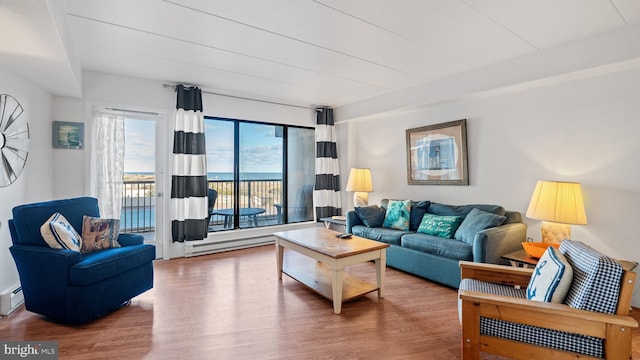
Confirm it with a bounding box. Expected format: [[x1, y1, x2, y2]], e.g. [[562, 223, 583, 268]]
[[319, 217, 346, 232]]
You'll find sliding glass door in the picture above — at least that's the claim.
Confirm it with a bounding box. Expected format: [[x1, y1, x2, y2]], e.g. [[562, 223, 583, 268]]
[[205, 117, 314, 231]]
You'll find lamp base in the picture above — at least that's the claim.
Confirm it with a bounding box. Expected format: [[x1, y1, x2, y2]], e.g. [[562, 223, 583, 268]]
[[541, 221, 571, 245], [353, 192, 369, 207]]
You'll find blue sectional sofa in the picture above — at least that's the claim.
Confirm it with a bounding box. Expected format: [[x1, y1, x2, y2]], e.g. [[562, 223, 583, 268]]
[[346, 199, 526, 288]]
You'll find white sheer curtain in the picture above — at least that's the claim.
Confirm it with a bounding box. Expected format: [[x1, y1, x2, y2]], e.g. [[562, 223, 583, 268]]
[[90, 111, 125, 219]]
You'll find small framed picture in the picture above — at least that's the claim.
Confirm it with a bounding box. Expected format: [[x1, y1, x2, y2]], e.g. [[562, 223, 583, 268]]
[[53, 121, 84, 149], [406, 119, 469, 185]]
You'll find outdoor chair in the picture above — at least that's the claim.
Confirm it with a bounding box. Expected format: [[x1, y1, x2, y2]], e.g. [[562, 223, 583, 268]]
[[9, 197, 155, 324], [458, 239, 637, 359], [207, 189, 218, 226]]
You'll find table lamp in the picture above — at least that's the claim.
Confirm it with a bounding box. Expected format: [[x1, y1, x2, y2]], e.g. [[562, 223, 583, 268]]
[[346, 168, 373, 207], [526, 180, 587, 244]]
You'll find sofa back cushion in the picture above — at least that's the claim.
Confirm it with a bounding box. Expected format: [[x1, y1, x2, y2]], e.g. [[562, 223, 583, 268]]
[[560, 240, 622, 314], [11, 197, 100, 247], [454, 208, 507, 244], [381, 199, 430, 231], [428, 203, 506, 218], [354, 205, 386, 228]]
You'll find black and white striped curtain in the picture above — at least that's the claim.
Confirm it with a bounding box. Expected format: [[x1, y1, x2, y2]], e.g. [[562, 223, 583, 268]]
[[314, 107, 342, 220], [171, 85, 208, 242]]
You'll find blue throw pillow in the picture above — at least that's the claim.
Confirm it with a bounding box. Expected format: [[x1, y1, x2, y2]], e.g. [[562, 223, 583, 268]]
[[527, 246, 573, 303], [417, 213, 463, 238], [454, 208, 507, 244], [355, 205, 386, 228], [409, 200, 431, 231], [382, 200, 411, 230]]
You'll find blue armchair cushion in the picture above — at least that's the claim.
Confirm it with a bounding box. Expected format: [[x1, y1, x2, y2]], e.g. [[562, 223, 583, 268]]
[[70, 244, 156, 286], [354, 205, 386, 227], [526, 246, 573, 303], [81, 216, 121, 253], [12, 197, 100, 247], [382, 200, 411, 230], [40, 212, 82, 252], [454, 208, 507, 245], [417, 213, 463, 239]]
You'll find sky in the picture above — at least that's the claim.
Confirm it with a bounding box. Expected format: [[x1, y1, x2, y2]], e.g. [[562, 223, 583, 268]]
[[123, 118, 283, 174]]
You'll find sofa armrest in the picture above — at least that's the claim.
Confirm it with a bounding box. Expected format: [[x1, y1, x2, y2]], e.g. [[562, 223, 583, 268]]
[[471, 223, 527, 264], [346, 211, 362, 233], [117, 233, 144, 247]]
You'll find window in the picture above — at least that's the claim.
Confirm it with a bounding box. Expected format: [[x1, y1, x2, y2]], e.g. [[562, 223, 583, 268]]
[[205, 117, 314, 231]]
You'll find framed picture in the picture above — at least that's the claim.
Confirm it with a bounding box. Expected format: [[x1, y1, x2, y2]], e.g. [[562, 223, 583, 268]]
[[406, 119, 468, 185], [53, 121, 84, 149]]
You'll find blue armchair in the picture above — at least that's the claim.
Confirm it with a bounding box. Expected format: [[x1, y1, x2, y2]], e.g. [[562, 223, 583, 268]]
[[8, 197, 156, 324]]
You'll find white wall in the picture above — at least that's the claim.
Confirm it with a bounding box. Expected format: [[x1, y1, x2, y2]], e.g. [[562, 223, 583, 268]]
[[0, 64, 54, 293], [52, 71, 315, 259], [338, 66, 640, 306]]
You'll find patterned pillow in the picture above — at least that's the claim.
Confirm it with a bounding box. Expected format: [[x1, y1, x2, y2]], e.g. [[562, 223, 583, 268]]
[[527, 246, 573, 303], [382, 200, 412, 230], [417, 213, 463, 238], [40, 212, 82, 252], [81, 216, 121, 253]]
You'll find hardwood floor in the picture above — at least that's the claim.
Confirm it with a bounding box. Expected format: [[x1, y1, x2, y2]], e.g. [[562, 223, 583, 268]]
[[1, 245, 639, 359]]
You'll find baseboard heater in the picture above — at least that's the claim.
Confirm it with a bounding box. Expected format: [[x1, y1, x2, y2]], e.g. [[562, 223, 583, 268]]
[[185, 235, 275, 257], [0, 284, 24, 315]]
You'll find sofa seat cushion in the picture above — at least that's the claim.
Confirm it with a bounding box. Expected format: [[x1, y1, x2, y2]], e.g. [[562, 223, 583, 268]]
[[351, 225, 408, 246], [70, 244, 156, 286], [401, 233, 473, 261]]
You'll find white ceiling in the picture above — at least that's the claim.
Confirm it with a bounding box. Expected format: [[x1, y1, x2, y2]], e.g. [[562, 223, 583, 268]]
[[1, 0, 640, 108]]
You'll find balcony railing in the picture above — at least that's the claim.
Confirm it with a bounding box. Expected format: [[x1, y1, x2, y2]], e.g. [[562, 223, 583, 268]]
[[120, 178, 285, 233]]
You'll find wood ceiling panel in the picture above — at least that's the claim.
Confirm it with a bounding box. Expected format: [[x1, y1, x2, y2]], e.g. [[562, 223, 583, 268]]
[[315, 0, 536, 68], [466, 0, 628, 48], [612, 0, 640, 24], [169, 0, 464, 80], [66, 0, 422, 92]]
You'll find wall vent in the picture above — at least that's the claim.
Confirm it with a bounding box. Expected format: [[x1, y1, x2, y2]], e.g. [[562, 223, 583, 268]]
[[0, 284, 24, 315]]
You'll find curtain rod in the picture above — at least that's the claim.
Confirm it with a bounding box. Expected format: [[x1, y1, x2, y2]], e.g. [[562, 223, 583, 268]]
[[103, 107, 160, 116], [162, 83, 315, 110]]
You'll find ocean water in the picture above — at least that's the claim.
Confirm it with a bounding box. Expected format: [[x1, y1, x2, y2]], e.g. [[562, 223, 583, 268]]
[[125, 172, 282, 180]]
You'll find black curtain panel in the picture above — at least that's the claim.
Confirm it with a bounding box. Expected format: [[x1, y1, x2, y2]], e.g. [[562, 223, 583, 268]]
[[171, 85, 208, 241], [314, 107, 342, 220]]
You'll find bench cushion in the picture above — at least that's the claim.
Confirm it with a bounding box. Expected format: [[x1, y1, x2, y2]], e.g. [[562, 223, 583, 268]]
[[459, 278, 604, 358]]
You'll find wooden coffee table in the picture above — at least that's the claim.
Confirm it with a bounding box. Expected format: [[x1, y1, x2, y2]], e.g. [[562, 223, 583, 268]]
[[274, 227, 389, 314]]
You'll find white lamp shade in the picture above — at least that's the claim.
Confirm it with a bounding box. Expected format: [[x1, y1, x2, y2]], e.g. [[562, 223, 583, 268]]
[[346, 168, 373, 192], [526, 180, 587, 225]]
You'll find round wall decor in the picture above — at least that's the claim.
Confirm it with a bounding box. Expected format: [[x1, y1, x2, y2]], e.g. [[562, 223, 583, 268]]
[[0, 94, 29, 187]]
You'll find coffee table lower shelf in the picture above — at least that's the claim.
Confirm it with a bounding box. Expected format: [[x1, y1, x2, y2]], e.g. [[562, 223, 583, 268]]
[[282, 262, 379, 302]]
